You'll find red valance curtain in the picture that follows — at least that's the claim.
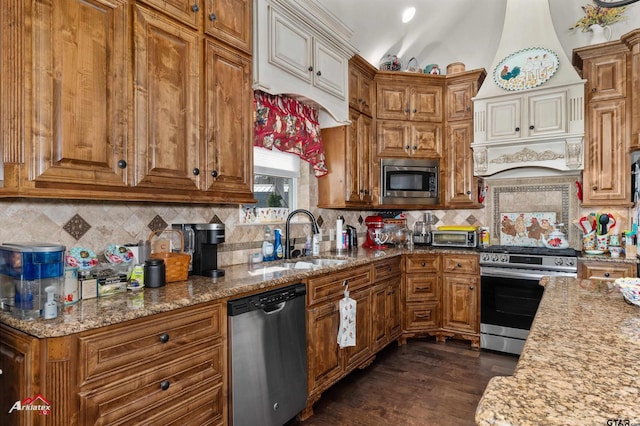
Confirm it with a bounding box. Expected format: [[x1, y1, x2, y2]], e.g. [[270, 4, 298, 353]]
[[254, 91, 328, 177]]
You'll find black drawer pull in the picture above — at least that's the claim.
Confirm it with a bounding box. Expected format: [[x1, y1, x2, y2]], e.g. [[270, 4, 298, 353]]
[[421, 262, 426, 267], [604, 272, 610, 277], [160, 380, 170, 391], [117, 160, 127, 169], [209, 13, 216, 21], [159, 333, 170, 344], [191, 4, 199, 12]]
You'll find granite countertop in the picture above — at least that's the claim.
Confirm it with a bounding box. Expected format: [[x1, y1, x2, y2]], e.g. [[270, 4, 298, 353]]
[[1, 247, 474, 339], [476, 276, 640, 425]]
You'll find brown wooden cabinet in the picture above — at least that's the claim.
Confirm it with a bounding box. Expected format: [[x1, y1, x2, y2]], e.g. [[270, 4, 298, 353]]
[[0, 325, 40, 426], [579, 260, 637, 281], [376, 75, 443, 122], [444, 70, 485, 208], [0, 0, 253, 204], [318, 55, 375, 208], [78, 302, 226, 425], [404, 253, 441, 337], [303, 258, 401, 420], [441, 254, 480, 347], [573, 42, 632, 207], [0, 301, 226, 425], [403, 252, 480, 348], [623, 29, 640, 150], [376, 120, 443, 158]]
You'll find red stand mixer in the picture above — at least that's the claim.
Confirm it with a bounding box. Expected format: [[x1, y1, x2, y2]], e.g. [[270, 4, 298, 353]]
[[363, 215, 388, 249]]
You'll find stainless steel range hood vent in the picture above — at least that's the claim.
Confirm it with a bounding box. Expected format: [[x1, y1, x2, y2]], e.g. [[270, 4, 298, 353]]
[[471, 0, 586, 177]]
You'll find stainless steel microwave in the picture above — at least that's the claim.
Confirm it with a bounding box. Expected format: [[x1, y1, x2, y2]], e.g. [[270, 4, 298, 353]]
[[380, 158, 439, 205]]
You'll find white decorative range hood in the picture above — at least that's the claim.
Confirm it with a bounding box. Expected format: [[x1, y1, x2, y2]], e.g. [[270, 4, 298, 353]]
[[471, 0, 586, 177]]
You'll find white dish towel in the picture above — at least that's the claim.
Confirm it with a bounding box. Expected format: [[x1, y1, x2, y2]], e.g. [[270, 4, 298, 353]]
[[337, 288, 356, 348]]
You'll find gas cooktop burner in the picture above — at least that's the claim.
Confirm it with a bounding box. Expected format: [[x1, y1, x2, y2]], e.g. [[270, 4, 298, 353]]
[[481, 245, 578, 257]]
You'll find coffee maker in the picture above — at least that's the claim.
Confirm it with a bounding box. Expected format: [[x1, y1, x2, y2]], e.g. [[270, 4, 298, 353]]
[[173, 223, 225, 277]]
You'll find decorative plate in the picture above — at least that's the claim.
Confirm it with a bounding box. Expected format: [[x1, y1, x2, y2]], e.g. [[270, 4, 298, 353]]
[[66, 247, 99, 270], [105, 244, 135, 264], [493, 47, 559, 91]]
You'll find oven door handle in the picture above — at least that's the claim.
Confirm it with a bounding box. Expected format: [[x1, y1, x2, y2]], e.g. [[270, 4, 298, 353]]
[[481, 267, 575, 281]]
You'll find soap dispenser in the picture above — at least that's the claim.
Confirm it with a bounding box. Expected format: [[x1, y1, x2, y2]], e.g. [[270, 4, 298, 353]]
[[43, 285, 58, 319]]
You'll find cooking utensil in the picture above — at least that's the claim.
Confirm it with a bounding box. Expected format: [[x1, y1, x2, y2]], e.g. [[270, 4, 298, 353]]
[[598, 213, 616, 235], [579, 216, 592, 233]]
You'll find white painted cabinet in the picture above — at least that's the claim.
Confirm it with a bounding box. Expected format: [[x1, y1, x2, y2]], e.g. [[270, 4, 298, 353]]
[[472, 82, 584, 176], [269, 9, 346, 99], [253, 0, 356, 127], [482, 88, 567, 142]]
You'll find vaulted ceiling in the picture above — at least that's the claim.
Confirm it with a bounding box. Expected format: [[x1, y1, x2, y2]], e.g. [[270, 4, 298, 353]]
[[316, 0, 640, 74]]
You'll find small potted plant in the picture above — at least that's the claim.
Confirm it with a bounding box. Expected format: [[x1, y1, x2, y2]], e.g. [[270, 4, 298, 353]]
[[570, 2, 626, 43]]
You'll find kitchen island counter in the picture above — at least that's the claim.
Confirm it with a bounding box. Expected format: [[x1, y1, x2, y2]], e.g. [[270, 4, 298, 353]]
[[476, 276, 640, 425]]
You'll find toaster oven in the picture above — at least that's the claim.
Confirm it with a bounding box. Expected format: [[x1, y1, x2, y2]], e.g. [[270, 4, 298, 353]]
[[430, 230, 478, 248]]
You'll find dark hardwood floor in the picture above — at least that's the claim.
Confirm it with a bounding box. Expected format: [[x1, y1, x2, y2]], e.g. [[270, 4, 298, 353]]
[[291, 338, 518, 426]]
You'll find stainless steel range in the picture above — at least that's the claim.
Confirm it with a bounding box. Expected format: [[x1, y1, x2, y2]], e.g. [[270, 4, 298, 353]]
[[480, 245, 578, 355]]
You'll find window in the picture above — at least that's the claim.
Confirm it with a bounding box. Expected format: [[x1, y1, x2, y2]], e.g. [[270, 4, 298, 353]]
[[239, 147, 300, 224]]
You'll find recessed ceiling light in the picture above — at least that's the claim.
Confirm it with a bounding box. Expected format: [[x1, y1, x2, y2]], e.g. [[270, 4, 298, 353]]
[[402, 7, 416, 23]]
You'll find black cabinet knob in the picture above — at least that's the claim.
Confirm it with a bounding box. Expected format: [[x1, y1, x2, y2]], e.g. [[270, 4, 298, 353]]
[[421, 262, 426, 267], [192, 168, 200, 176], [412, 145, 417, 150], [405, 145, 410, 150], [515, 127, 520, 132], [117, 160, 127, 169], [529, 125, 535, 130], [308, 66, 313, 72], [405, 108, 410, 113], [469, 286, 475, 290], [191, 4, 199, 12], [466, 106, 471, 111], [160, 380, 170, 391], [592, 185, 598, 190], [316, 70, 322, 76], [604, 272, 610, 277], [413, 109, 417, 113], [159, 333, 170, 343], [209, 13, 216, 21], [592, 87, 597, 92], [211, 170, 218, 178], [457, 263, 462, 268]]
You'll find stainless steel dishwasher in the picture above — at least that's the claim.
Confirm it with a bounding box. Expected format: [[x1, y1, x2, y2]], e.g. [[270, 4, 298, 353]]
[[228, 282, 307, 426]]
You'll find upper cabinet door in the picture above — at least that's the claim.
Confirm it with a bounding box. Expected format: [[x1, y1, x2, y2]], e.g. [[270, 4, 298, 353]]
[[269, 9, 313, 83], [31, 0, 129, 189], [203, 41, 253, 200], [486, 97, 521, 141], [204, 0, 252, 54], [526, 90, 566, 137], [410, 85, 442, 122], [586, 52, 627, 102], [313, 38, 347, 100], [132, 5, 201, 192]]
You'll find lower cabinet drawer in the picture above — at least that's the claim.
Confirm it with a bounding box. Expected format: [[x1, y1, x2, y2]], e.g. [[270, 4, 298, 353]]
[[405, 302, 440, 331], [78, 303, 222, 385], [307, 265, 371, 305], [580, 262, 637, 280], [79, 344, 224, 425]]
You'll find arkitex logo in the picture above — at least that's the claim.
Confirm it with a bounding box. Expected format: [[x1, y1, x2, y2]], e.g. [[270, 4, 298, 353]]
[[8, 394, 51, 415]]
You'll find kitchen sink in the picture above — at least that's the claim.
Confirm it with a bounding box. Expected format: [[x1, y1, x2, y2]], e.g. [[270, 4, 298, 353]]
[[247, 258, 350, 276]]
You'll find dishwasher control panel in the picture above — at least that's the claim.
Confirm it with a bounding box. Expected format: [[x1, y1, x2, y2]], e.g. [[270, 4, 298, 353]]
[[228, 282, 306, 315]]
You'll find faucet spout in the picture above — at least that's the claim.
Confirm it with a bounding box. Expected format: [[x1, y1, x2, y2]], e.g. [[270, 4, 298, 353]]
[[284, 209, 320, 259]]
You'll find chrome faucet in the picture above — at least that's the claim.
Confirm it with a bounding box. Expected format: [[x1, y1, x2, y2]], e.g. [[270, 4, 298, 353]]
[[285, 209, 320, 259]]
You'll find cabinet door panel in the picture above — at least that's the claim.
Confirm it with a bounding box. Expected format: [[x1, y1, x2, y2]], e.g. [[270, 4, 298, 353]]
[[376, 120, 409, 157], [32, 0, 128, 188], [587, 52, 627, 102], [446, 121, 475, 206], [133, 5, 200, 191], [447, 80, 474, 121], [344, 289, 372, 370], [527, 90, 566, 136], [583, 99, 628, 204], [204, 0, 252, 53], [358, 114, 373, 203], [411, 122, 442, 158], [487, 98, 521, 141], [442, 275, 478, 334], [370, 283, 387, 351], [377, 84, 408, 120], [204, 42, 253, 196], [387, 280, 402, 339], [307, 301, 343, 393], [269, 9, 312, 83], [411, 85, 442, 122], [314, 39, 347, 99]]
